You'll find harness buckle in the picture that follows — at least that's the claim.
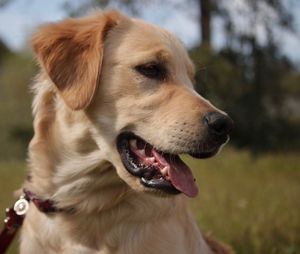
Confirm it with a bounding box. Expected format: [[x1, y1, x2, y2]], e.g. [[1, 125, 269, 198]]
[[13, 195, 29, 216]]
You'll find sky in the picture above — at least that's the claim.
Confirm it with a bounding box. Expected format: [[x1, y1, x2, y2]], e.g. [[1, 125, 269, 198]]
[[0, 0, 299, 65]]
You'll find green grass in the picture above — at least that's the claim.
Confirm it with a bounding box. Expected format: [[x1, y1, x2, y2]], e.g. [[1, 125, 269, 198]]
[[0, 148, 299, 254], [186, 148, 300, 254]]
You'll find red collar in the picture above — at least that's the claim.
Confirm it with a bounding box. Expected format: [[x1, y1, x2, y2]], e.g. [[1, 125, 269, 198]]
[[23, 190, 60, 213], [0, 190, 59, 254]]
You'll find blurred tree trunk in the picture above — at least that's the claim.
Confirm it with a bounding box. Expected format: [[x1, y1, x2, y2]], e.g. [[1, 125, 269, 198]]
[[199, 0, 211, 48]]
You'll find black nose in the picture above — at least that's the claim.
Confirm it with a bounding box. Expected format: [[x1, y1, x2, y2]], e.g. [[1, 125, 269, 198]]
[[203, 112, 234, 136]]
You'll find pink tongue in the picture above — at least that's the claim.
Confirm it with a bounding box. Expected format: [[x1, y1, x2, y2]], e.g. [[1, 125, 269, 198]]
[[152, 150, 198, 198], [166, 156, 199, 198]]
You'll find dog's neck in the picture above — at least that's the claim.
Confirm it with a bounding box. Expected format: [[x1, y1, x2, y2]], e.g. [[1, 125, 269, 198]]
[[24, 77, 127, 213], [24, 77, 177, 217]]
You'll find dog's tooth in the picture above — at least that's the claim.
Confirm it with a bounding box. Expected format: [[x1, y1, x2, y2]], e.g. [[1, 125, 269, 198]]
[[147, 157, 155, 163], [137, 149, 146, 157], [130, 139, 137, 149], [161, 166, 168, 175]]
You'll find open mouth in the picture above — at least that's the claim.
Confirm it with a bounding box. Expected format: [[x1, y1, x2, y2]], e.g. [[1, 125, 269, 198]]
[[117, 132, 220, 198]]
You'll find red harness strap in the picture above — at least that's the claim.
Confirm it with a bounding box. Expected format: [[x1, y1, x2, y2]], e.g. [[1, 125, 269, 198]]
[[0, 194, 28, 254], [0, 190, 58, 254]]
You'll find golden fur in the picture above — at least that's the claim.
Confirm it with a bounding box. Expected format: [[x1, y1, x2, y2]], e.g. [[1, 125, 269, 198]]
[[20, 10, 233, 254]]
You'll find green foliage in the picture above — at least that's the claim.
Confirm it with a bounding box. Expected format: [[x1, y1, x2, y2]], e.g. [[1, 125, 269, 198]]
[[0, 50, 35, 160], [190, 43, 300, 153]]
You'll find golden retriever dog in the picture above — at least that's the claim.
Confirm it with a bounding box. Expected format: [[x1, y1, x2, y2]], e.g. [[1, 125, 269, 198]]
[[20, 10, 234, 254]]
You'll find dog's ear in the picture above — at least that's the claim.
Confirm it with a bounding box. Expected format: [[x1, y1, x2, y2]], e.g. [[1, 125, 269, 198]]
[[31, 11, 122, 110]]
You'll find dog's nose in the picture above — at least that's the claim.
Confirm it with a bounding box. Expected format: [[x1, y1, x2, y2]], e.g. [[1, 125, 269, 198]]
[[203, 112, 234, 136]]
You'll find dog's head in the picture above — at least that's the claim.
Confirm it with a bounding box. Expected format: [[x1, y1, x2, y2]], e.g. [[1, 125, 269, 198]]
[[32, 10, 233, 198]]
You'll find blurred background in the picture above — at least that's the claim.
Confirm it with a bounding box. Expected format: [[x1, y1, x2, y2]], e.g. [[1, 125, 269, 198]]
[[0, 0, 299, 253]]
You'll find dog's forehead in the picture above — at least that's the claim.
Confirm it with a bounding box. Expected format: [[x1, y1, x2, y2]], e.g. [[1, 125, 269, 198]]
[[134, 20, 191, 60], [111, 18, 194, 77]]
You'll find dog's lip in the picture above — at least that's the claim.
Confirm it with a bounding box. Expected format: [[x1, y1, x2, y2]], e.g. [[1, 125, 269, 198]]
[[189, 134, 229, 159], [189, 148, 219, 159], [116, 132, 200, 197]]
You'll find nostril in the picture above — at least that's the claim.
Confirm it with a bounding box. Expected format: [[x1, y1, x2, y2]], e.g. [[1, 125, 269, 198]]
[[211, 119, 228, 135], [203, 112, 234, 136]]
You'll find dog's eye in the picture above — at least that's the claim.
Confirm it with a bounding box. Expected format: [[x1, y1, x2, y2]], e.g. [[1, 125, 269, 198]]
[[135, 63, 167, 80]]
